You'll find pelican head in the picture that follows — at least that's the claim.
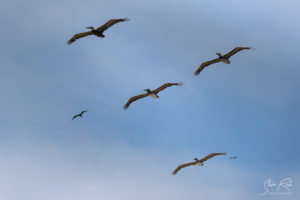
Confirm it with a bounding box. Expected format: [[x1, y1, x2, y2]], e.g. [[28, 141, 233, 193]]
[[86, 26, 95, 30], [216, 53, 222, 58], [144, 89, 151, 93]]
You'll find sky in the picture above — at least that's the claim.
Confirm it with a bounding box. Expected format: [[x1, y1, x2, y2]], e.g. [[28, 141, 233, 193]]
[[0, 0, 299, 199]]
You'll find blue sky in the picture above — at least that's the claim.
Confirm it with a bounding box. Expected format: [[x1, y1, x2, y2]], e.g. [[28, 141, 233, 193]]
[[0, 0, 299, 199]]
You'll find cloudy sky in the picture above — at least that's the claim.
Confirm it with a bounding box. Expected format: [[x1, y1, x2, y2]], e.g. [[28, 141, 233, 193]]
[[0, 0, 299, 199]]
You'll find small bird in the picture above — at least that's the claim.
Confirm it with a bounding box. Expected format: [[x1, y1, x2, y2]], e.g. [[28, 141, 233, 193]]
[[230, 156, 238, 159], [72, 110, 88, 120], [172, 152, 227, 175], [123, 82, 183, 110], [194, 47, 252, 75], [67, 18, 129, 44]]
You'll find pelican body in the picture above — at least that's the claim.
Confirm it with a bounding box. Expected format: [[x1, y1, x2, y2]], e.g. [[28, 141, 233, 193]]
[[172, 152, 227, 175], [86, 26, 105, 38], [123, 82, 183, 110], [67, 18, 129, 44], [194, 47, 252, 75], [194, 158, 204, 166], [216, 53, 230, 64], [144, 89, 159, 98]]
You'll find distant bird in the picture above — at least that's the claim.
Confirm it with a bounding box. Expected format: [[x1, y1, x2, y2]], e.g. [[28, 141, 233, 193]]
[[123, 82, 183, 110], [194, 47, 252, 75], [172, 152, 227, 175], [72, 110, 88, 120], [230, 156, 238, 159], [67, 18, 129, 44]]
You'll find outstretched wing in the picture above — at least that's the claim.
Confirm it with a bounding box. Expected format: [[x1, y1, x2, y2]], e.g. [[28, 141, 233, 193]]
[[224, 47, 251, 59], [152, 82, 183, 94], [81, 110, 88, 114], [97, 18, 129, 33], [199, 152, 227, 163], [67, 31, 94, 45], [123, 93, 148, 110], [194, 58, 221, 76], [72, 114, 79, 120], [172, 161, 197, 175]]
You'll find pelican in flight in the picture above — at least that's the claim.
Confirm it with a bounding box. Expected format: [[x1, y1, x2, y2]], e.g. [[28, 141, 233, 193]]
[[172, 152, 227, 175], [194, 47, 252, 75], [72, 110, 88, 120], [123, 82, 183, 110], [67, 18, 129, 44]]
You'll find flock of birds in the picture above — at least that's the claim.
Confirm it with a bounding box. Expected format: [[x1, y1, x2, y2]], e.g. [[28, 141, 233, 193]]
[[69, 18, 247, 175]]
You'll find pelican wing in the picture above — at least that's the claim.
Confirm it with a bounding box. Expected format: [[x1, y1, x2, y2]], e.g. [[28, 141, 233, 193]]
[[224, 47, 251, 59], [97, 18, 129, 33], [172, 161, 197, 175], [152, 82, 183, 94], [67, 31, 94, 45], [123, 93, 149, 110], [194, 58, 222, 76], [199, 152, 227, 163]]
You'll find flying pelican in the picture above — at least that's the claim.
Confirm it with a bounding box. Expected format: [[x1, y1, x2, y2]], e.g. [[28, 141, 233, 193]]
[[172, 152, 227, 175], [72, 110, 88, 120], [194, 47, 252, 75], [67, 18, 129, 44], [123, 82, 183, 110]]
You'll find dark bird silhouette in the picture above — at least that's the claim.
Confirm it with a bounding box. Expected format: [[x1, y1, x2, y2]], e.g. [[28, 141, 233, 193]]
[[172, 152, 227, 175], [67, 18, 129, 44], [72, 110, 88, 120], [194, 47, 252, 75], [123, 82, 183, 110], [230, 156, 238, 159]]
